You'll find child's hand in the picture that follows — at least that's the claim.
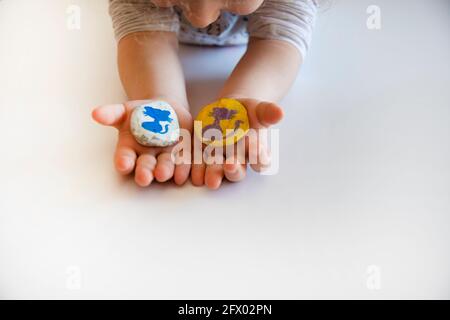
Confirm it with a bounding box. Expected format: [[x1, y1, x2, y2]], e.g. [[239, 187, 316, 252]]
[[191, 98, 284, 189], [92, 100, 193, 186]]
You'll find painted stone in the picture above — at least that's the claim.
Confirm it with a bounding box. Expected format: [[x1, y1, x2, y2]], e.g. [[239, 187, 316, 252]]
[[195, 98, 250, 147], [130, 101, 180, 147]]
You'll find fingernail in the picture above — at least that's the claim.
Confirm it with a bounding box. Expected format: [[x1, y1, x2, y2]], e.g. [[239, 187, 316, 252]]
[[118, 157, 133, 170]]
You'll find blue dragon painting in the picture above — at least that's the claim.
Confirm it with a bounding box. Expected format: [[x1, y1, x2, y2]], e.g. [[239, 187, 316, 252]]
[[141, 106, 173, 134]]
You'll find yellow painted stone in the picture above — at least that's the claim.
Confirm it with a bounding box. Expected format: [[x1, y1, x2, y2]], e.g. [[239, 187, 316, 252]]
[[195, 98, 250, 147]]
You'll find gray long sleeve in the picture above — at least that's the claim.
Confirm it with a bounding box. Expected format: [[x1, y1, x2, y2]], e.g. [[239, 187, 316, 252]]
[[109, 0, 317, 58]]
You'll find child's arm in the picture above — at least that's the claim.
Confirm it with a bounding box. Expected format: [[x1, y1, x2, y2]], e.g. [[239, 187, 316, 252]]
[[219, 37, 302, 102], [192, 38, 299, 188], [117, 31, 189, 109], [193, 1, 317, 188], [93, 31, 192, 186]]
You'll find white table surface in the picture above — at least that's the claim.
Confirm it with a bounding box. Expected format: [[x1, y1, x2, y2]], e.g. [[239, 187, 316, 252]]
[[0, 0, 449, 299]]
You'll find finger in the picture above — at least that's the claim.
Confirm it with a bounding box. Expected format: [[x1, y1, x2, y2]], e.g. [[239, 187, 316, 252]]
[[170, 138, 192, 186], [191, 163, 206, 186], [92, 104, 126, 128], [174, 164, 191, 186], [224, 161, 246, 182], [205, 164, 224, 190], [154, 152, 175, 182], [134, 154, 157, 187], [255, 102, 284, 127], [114, 145, 137, 175], [250, 143, 271, 173]]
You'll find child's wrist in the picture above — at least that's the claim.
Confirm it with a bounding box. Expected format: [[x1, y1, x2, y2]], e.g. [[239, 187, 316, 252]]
[[130, 94, 188, 112], [217, 91, 250, 101]]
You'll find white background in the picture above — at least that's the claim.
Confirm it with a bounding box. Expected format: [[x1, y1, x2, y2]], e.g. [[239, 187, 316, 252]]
[[0, 0, 449, 299]]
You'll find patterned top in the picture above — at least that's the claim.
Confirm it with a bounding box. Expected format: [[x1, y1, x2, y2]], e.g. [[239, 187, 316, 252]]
[[109, 0, 318, 59]]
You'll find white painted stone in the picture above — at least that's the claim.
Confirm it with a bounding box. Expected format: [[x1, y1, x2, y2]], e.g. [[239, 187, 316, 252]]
[[130, 101, 180, 147]]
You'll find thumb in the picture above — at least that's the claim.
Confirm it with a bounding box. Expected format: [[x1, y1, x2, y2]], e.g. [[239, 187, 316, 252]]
[[255, 102, 284, 127], [92, 104, 127, 128]]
